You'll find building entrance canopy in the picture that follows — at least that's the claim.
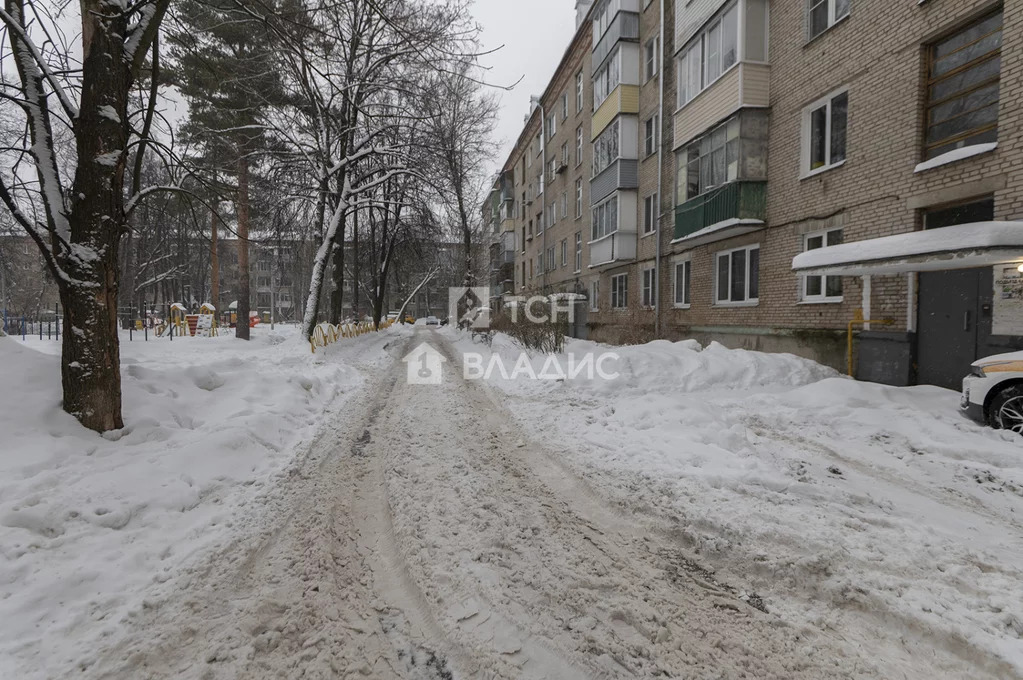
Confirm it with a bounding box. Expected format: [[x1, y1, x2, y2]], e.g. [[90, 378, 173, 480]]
[[791, 222, 1023, 276]]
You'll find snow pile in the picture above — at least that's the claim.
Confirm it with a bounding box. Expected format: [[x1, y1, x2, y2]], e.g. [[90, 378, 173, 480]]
[[0, 325, 401, 677], [442, 328, 1023, 672]]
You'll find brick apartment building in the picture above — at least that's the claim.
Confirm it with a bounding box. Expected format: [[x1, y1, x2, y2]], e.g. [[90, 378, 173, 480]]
[[487, 0, 1023, 388]]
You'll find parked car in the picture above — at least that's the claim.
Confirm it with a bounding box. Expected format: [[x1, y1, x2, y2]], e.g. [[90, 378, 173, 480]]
[[425, 315, 440, 326], [962, 351, 1023, 432]]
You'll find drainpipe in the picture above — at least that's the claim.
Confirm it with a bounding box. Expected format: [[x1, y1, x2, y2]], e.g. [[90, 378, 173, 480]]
[[532, 96, 548, 293], [654, 0, 666, 338]]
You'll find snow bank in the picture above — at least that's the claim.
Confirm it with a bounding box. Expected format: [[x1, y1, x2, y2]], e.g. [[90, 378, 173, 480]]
[[441, 327, 1023, 672], [0, 325, 399, 677]]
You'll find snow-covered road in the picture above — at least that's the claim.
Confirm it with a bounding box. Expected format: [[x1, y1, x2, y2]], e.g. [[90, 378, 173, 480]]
[[77, 329, 1013, 679]]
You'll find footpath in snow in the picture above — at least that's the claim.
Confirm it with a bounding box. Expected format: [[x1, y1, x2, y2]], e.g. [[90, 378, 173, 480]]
[[441, 327, 1023, 676], [0, 324, 408, 679]]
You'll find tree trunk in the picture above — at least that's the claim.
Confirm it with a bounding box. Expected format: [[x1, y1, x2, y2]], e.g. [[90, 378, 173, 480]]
[[210, 204, 219, 309], [352, 206, 360, 321], [58, 0, 137, 432], [329, 239, 343, 324], [236, 156, 250, 340]]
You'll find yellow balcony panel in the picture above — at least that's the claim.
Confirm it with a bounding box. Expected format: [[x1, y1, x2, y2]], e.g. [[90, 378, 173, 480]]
[[591, 85, 640, 141]]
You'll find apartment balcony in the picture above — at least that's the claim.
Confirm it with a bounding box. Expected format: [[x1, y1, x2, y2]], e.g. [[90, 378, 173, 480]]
[[592, 84, 639, 140], [588, 229, 637, 268], [591, 159, 638, 205], [673, 63, 770, 149], [673, 180, 767, 245], [592, 11, 639, 68]]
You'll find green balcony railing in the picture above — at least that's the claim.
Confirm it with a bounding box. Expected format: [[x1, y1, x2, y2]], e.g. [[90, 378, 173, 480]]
[[674, 180, 767, 241]]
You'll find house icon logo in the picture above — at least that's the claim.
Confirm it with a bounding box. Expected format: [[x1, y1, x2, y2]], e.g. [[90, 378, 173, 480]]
[[402, 342, 447, 385]]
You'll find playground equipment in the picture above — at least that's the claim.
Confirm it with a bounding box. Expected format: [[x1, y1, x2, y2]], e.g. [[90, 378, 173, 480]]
[[155, 302, 220, 338], [309, 318, 394, 353], [155, 303, 188, 337]]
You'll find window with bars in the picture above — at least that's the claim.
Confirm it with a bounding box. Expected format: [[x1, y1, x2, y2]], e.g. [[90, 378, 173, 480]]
[[925, 10, 1001, 160]]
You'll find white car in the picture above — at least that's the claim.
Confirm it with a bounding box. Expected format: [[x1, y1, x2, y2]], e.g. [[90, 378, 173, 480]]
[[962, 351, 1023, 432], [424, 315, 440, 326]]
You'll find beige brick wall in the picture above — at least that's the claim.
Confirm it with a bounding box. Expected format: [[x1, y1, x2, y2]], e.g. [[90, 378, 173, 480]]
[[649, 0, 1023, 361]]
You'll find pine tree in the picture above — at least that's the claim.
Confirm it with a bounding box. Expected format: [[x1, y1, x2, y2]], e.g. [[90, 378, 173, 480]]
[[168, 0, 282, 339]]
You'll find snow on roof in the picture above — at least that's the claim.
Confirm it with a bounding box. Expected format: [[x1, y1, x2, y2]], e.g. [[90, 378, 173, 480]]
[[228, 301, 238, 310], [792, 222, 1023, 276], [200, 303, 216, 311], [170, 303, 187, 311], [669, 218, 765, 247]]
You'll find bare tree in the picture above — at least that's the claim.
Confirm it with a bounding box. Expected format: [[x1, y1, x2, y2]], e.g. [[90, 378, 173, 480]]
[[421, 64, 499, 288], [0, 0, 169, 431]]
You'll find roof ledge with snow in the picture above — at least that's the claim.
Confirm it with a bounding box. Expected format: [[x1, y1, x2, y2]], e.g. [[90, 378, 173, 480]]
[[792, 221, 1023, 276]]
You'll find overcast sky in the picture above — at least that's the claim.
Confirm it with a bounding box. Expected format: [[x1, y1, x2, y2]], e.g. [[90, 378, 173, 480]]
[[474, 1, 579, 175]]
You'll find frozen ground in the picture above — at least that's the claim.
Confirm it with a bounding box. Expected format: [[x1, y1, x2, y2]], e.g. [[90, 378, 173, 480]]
[[0, 324, 408, 678], [2, 324, 1021, 679], [441, 327, 1023, 676]]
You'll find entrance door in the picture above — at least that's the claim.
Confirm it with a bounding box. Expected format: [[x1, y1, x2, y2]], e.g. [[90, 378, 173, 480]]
[[917, 269, 983, 389]]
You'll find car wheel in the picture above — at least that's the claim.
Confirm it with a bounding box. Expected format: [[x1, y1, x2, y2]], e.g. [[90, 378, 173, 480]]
[[990, 385, 1023, 433]]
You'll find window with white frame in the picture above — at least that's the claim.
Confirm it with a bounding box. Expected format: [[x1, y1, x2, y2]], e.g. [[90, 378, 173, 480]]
[[641, 267, 655, 307], [611, 273, 628, 309], [591, 194, 619, 240], [714, 245, 760, 304], [561, 143, 568, 167], [673, 259, 692, 307], [590, 279, 600, 311], [547, 113, 557, 140], [592, 119, 620, 177], [576, 71, 584, 112], [645, 37, 659, 81], [576, 126, 583, 166], [575, 232, 582, 271], [547, 247, 556, 271], [561, 239, 568, 266], [592, 0, 621, 44], [644, 114, 658, 156], [802, 87, 848, 175], [642, 193, 658, 234], [802, 228, 843, 301], [561, 93, 568, 121], [575, 178, 583, 217], [677, 2, 738, 108], [537, 253, 543, 274], [593, 48, 621, 110], [807, 0, 850, 41], [549, 159, 557, 182], [560, 192, 568, 220]]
